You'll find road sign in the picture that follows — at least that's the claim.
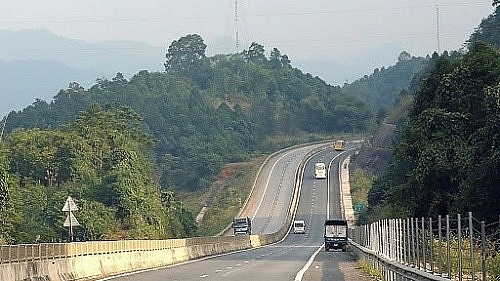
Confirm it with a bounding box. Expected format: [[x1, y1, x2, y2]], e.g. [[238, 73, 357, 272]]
[[355, 202, 365, 213], [64, 213, 80, 227], [62, 196, 78, 212]]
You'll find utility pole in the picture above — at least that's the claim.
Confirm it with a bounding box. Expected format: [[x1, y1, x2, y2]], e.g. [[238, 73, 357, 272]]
[[235, 0, 240, 51], [435, 3, 441, 54]]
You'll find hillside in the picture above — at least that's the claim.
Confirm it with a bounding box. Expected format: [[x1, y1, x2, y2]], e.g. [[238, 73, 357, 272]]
[[352, 122, 396, 176], [341, 52, 427, 112], [3, 35, 378, 193]]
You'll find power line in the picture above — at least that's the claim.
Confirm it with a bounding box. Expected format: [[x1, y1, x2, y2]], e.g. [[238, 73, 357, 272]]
[[0, 2, 491, 25]]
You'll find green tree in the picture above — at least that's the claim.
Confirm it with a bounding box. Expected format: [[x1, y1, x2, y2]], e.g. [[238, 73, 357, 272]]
[[244, 42, 266, 63], [165, 34, 207, 74]]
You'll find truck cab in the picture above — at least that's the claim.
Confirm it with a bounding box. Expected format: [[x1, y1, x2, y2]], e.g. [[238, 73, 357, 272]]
[[293, 220, 306, 234], [232, 217, 252, 235], [324, 219, 348, 252]]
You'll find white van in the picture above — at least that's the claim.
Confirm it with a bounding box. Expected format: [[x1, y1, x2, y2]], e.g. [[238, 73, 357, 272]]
[[293, 220, 306, 234]]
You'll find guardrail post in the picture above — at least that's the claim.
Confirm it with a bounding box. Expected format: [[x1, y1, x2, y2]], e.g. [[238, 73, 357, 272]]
[[447, 214, 451, 278], [430, 217, 434, 273], [422, 217, 426, 272], [438, 215, 442, 276], [458, 213, 463, 281], [469, 212, 475, 281], [481, 220, 486, 281], [410, 218, 416, 268], [406, 218, 411, 266], [415, 217, 421, 269]]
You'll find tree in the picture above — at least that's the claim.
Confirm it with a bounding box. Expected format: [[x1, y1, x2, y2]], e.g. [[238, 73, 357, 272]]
[[244, 42, 266, 63], [398, 51, 411, 62], [164, 34, 207, 74], [269, 48, 282, 68]]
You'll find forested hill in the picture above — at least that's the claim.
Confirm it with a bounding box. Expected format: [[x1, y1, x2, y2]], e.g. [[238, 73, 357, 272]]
[[468, 4, 500, 49], [365, 41, 500, 223], [341, 51, 428, 114], [357, 3, 500, 224], [4, 35, 375, 191]]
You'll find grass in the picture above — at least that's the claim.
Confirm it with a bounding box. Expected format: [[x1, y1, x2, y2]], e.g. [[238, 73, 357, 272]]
[[186, 157, 266, 236], [349, 167, 374, 220], [357, 259, 384, 280]]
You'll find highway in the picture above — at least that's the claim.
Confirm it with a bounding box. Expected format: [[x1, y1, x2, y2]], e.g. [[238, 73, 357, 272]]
[[104, 143, 354, 281]]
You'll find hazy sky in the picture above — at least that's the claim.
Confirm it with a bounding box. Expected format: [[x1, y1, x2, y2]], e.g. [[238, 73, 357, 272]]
[[0, 0, 496, 78]]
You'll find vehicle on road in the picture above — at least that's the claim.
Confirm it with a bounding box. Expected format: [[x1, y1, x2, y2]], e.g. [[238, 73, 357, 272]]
[[324, 219, 348, 251], [333, 140, 346, 151], [314, 162, 327, 179], [233, 217, 252, 235], [293, 220, 306, 234]]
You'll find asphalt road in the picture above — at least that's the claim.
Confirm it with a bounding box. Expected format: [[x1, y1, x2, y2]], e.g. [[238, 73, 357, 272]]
[[105, 143, 365, 281]]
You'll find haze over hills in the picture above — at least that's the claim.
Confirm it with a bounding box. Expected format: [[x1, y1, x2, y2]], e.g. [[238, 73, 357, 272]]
[[0, 28, 403, 118], [0, 29, 165, 118]]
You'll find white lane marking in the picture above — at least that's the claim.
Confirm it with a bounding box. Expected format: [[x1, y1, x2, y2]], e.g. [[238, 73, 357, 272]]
[[200, 274, 209, 278], [294, 245, 323, 281], [215, 269, 221, 273], [252, 151, 294, 221]]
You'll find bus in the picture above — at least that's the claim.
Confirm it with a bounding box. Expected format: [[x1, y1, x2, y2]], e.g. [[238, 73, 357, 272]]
[[314, 162, 327, 179], [333, 140, 346, 151]]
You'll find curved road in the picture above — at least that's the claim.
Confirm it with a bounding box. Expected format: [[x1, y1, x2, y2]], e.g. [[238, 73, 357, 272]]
[[103, 143, 366, 281]]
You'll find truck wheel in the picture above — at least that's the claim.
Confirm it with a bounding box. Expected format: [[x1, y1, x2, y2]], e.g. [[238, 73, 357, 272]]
[[342, 246, 346, 252], [325, 246, 329, 251]]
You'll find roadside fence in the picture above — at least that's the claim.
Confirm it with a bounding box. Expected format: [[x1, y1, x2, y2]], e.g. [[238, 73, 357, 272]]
[[350, 212, 500, 281]]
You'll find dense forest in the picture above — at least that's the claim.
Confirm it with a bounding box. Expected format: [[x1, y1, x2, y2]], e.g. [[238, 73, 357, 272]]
[[341, 51, 428, 114], [0, 35, 388, 244], [363, 4, 500, 223]]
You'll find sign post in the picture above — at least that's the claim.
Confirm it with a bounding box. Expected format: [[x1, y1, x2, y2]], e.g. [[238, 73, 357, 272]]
[[62, 196, 80, 242]]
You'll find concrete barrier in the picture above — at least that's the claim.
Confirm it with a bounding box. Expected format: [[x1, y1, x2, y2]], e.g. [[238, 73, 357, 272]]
[[0, 236, 253, 281]]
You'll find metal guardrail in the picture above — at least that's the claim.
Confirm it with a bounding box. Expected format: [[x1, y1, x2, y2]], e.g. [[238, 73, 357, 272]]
[[350, 212, 500, 281]]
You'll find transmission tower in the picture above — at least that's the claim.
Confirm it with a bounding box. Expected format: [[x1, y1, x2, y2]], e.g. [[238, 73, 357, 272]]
[[234, 0, 240, 51], [435, 3, 441, 54]]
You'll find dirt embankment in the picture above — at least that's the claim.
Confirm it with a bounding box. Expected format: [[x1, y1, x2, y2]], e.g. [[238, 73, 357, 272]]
[[352, 122, 397, 175], [194, 161, 258, 227]]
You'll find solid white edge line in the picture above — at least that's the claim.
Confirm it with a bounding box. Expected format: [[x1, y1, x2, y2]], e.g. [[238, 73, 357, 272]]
[[294, 244, 323, 281], [252, 151, 293, 221]]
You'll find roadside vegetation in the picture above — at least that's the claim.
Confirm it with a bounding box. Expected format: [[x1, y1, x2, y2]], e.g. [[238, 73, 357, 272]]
[[196, 159, 263, 236], [348, 167, 373, 223]]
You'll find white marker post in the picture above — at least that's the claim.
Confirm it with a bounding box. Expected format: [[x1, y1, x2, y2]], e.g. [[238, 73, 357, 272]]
[[62, 196, 80, 242]]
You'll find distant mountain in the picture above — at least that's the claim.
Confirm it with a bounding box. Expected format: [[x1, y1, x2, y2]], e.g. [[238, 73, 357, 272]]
[[0, 28, 403, 118], [0, 59, 97, 117], [341, 53, 428, 112], [0, 29, 165, 117]]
